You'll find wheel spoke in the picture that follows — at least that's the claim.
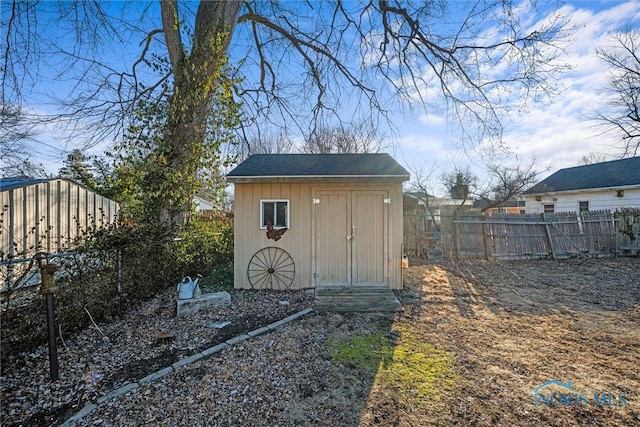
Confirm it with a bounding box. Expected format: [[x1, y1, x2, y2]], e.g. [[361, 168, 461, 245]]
[[247, 247, 295, 289], [256, 251, 270, 269], [272, 249, 286, 269]]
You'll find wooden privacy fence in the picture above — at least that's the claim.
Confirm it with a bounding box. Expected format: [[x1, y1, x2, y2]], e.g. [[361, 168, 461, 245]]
[[403, 212, 440, 258], [439, 209, 640, 260]]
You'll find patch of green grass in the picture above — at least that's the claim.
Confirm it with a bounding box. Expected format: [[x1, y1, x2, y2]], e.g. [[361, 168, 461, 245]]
[[329, 332, 394, 374], [377, 330, 455, 404], [328, 329, 455, 406]]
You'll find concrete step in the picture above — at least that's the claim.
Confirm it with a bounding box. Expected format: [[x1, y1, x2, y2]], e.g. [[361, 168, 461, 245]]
[[314, 286, 402, 312]]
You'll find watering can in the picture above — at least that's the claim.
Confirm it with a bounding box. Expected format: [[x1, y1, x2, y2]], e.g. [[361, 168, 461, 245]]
[[177, 276, 201, 300]]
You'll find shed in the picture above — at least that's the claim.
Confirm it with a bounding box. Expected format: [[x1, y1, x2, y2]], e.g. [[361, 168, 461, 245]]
[[1, 176, 119, 259], [226, 153, 410, 290]]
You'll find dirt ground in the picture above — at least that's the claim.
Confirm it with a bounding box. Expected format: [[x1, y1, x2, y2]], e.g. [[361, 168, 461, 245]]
[[3, 257, 639, 426], [360, 257, 640, 426]]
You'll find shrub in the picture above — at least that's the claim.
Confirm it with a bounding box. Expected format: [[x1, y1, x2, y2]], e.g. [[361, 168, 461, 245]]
[[175, 218, 234, 290], [1, 217, 235, 368]]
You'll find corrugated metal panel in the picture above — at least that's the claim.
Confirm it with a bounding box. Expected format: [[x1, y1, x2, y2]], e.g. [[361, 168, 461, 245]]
[[1, 178, 119, 259]]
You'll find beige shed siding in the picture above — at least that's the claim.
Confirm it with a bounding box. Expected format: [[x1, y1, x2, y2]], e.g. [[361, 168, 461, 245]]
[[234, 182, 312, 289], [233, 181, 404, 290]]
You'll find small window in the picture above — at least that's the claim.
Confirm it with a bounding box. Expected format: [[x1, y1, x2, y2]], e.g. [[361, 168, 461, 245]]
[[543, 204, 555, 214], [579, 201, 589, 213], [261, 200, 289, 229]]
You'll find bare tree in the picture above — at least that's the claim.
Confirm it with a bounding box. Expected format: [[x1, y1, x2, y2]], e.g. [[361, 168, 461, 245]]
[[303, 121, 388, 154], [407, 162, 442, 226], [441, 168, 477, 205], [0, 105, 48, 177], [242, 132, 295, 157], [577, 152, 607, 166], [475, 161, 544, 212], [595, 30, 640, 157], [2, 0, 573, 221]]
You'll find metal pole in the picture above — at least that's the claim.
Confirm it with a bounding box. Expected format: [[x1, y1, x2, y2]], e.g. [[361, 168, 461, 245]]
[[45, 292, 59, 381], [40, 263, 61, 381]]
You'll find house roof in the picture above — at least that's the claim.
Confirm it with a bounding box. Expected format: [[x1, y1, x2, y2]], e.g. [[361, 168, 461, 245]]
[[226, 153, 410, 183], [404, 191, 436, 200], [523, 157, 640, 194]]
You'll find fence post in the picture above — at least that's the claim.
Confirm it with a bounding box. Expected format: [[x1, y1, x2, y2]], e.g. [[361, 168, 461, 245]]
[[481, 217, 489, 260], [542, 213, 556, 259], [453, 210, 459, 259], [414, 211, 420, 257]]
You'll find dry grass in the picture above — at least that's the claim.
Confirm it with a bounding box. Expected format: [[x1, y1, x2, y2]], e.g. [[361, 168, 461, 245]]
[[360, 257, 640, 426]]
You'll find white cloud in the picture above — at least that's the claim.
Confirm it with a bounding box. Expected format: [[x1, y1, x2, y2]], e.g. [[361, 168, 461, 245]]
[[498, 0, 640, 176], [395, 1, 639, 187]]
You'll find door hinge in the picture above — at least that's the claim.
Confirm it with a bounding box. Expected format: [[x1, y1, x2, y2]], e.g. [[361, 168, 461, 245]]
[[313, 198, 320, 205], [383, 198, 391, 204]]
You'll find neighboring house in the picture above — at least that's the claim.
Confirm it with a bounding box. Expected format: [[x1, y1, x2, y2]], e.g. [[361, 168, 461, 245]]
[[403, 191, 466, 225], [227, 153, 410, 290], [522, 157, 640, 214], [194, 195, 218, 212], [473, 198, 526, 215], [0, 176, 119, 258]]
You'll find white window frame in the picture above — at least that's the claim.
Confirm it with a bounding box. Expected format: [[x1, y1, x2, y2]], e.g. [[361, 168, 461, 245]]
[[260, 199, 290, 229], [543, 203, 555, 214]]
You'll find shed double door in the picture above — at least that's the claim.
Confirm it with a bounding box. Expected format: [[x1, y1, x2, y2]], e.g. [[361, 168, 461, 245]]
[[313, 190, 388, 286]]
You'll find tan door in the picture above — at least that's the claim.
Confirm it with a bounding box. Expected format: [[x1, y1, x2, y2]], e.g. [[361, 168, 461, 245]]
[[313, 190, 388, 286]]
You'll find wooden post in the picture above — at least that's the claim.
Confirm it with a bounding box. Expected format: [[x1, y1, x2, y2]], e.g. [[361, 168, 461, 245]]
[[453, 210, 459, 259], [415, 211, 419, 257], [542, 213, 556, 259], [481, 217, 489, 260]]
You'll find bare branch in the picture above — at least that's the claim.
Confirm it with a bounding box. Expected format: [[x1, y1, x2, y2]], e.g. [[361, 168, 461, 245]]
[[594, 30, 640, 157]]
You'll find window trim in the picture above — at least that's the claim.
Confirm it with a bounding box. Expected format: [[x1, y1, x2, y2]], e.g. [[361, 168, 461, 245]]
[[578, 201, 589, 213], [260, 199, 290, 229], [543, 203, 555, 214]]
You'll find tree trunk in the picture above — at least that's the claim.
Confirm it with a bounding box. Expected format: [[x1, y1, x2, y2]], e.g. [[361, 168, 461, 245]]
[[159, 0, 243, 225]]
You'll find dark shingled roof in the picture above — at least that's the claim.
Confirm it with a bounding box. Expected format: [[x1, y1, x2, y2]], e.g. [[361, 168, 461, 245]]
[[227, 153, 410, 181], [524, 156, 640, 194]]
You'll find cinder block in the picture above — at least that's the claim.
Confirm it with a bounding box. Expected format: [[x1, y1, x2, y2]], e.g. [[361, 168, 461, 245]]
[[176, 291, 231, 317], [139, 366, 174, 384], [247, 326, 271, 337], [225, 334, 250, 345], [172, 352, 206, 369], [201, 343, 228, 357], [97, 383, 139, 404]]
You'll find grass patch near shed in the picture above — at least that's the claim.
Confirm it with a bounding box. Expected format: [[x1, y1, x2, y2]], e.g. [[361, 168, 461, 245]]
[[374, 330, 455, 405], [328, 332, 394, 373], [328, 328, 455, 407]]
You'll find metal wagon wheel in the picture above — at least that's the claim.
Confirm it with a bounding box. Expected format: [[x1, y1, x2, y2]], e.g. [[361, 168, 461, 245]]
[[247, 247, 295, 290]]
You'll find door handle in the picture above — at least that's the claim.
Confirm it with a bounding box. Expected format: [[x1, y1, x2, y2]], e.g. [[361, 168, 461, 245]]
[[347, 225, 355, 240]]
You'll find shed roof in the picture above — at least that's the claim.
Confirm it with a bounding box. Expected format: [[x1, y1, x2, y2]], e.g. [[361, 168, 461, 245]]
[[227, 153, 410, 183], [0, 176, 58, 192], [523, 156, 640, 194]]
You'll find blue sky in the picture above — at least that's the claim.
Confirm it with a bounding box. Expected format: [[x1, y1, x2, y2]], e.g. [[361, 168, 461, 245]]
[[8, 0, 640, 196], [392, 0, 640, 194]]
